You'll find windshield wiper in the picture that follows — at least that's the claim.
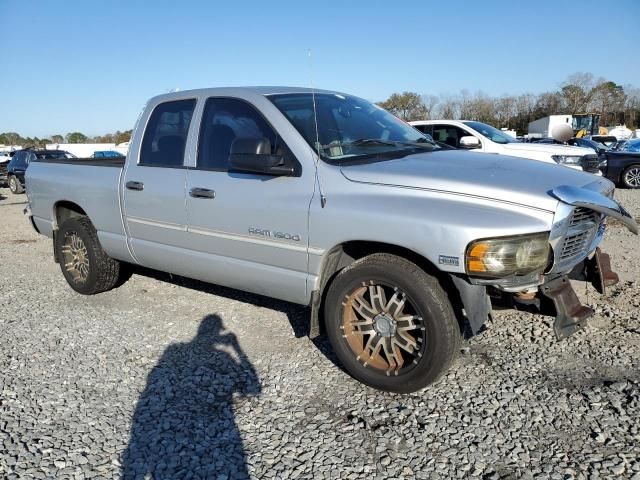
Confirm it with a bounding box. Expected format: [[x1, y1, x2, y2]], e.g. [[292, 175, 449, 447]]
[[344, 138, 398, 147], [394, 140, 439, 150]]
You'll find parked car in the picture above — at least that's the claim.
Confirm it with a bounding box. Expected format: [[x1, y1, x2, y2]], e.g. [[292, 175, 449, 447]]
[[6, 149, 70, 194], [600, 139, 640, 188], [568, 138, 608, 154], [610, 140, 628, 151], [589, 135, 618, 148], [410, 120, 601, 174], [0, 151, 14, 163], [25, 87, 637, 393], [0, 151, 13, 182], [619, 138, 640, 153], [92, 150, 125, 158]]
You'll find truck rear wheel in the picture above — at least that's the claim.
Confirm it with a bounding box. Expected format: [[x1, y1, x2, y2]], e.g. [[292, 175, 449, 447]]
[[324, 253, 461, 393], [8, 175, 23, 194], [55, 217, 122, 295]]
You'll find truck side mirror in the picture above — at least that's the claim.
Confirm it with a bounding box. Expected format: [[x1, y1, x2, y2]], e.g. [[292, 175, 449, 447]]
[[228, 137, 293, 176], [459, 136, 481, 149]]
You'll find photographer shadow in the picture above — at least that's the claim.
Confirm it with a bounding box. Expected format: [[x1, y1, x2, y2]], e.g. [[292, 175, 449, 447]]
[[121, 314, 261, 479]]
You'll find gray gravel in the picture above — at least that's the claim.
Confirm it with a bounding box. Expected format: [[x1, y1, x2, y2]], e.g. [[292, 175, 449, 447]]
[[1, 186, 639, 480]]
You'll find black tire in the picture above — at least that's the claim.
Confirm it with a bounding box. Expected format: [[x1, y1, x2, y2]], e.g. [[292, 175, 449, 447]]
[[621, 165, 640, 189], [324, 253, 461, 393], [8, 175, 23, 194], [55, 217, 122, 295]]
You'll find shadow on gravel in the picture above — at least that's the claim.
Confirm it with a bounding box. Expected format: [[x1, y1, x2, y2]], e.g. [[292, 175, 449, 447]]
[[123, 265, 346, 375], [121, 314, 261, 479], [126, 265, 312, 337]]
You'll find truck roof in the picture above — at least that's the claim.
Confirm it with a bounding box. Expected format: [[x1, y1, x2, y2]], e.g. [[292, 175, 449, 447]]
[[148, 86, 344, 103]]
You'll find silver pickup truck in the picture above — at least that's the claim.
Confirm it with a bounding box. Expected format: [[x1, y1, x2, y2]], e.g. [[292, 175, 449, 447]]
[[25, 87, 638, 393]]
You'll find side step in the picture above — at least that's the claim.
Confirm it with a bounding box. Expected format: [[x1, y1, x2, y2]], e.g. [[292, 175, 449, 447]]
[[540, 276, 594, 340]]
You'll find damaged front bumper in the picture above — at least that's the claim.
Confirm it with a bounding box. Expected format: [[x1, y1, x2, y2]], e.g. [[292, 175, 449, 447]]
[[539, 248, 619, 339], [454, 247, 622, 341]]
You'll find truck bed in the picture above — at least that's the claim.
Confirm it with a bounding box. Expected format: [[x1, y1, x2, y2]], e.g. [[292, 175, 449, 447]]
[[27, 159, 127, 253], [32, 157, 126, 167]]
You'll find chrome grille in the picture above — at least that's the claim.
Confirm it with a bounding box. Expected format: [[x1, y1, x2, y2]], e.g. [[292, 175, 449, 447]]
[[560, 230, 591, 259], [569, 207, 600, 227], [559, 207, 599, 262]]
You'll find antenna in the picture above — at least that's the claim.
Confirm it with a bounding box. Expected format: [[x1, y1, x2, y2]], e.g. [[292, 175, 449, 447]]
[[308, 49, 327, 208]]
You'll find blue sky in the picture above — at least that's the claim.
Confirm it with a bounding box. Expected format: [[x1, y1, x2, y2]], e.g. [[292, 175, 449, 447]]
[[1, 0, 638, 137]]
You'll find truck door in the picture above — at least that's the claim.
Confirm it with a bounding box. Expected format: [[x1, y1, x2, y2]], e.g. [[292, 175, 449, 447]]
[[121, 98, 196, 270], [183, 96, 314, 304]]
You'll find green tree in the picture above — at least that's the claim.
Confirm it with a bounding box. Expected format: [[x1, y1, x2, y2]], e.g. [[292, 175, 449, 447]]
[[591, 81, 626, 126], [51, 134, 64, 143], [0, 132, 22, 146], [377, 92, 428, 121], [115, 130, 132, 144], [66, 132, 88, 143], [560, 72, 594, 114]]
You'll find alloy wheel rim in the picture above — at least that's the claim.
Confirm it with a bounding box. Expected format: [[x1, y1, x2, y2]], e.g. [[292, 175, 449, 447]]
[[625, 168, 640, 187], [61, 232, 90, 283], [341, 281, 427, 376], [10, 177, 16, 190]]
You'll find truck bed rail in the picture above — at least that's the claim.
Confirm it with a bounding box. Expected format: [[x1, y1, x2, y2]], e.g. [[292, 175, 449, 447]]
[[31, 157, 126, 167]]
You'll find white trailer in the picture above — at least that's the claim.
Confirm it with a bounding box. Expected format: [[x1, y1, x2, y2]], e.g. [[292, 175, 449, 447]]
[[528, 115, 572, 139]]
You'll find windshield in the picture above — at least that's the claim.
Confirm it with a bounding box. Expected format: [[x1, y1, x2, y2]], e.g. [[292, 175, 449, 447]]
[[268, 93, 438, 163], [462, 121, 515, 144]]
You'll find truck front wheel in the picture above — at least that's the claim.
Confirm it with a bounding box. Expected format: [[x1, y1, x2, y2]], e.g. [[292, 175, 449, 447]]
[[324, 253, 461, 393], [55, 217, 122, 295]]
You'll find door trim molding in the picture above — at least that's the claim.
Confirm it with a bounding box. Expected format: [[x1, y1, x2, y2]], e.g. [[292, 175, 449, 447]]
[[126, 215, 325, 254]]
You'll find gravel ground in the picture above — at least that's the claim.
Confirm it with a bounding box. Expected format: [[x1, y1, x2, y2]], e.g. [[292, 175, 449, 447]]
[[1, 186, 639, 480]]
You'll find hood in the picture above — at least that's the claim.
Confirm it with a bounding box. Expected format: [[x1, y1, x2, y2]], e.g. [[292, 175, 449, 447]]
[[340, 150, 608, 212], [501, 142, 594, 157]]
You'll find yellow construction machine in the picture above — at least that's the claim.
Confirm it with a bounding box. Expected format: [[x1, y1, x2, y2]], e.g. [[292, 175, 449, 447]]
[[572, 113, 609, 138]]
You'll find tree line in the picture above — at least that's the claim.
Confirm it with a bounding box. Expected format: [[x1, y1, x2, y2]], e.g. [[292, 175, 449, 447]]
[[2, 72, 638, 145], [0, 130, 133, 149], [378, 72, 640, 135]]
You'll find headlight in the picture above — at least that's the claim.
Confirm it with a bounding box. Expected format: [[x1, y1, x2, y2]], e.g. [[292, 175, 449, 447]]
[[552, 155, 582, 165], [466, 232, 550, 278], [598, 157, 607, 168]]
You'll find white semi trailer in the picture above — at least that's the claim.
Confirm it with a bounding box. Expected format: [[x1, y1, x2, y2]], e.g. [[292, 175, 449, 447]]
[[528, 115, 572, 139]]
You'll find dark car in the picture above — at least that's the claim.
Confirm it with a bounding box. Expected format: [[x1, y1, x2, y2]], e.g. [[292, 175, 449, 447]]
[[568, 137, 608, 154], [6, 149, 70, 194], [589, 135, 618, 148], [600, 139, 640, 188]]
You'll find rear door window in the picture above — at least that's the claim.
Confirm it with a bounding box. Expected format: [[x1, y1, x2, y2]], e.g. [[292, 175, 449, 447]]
[[140, 99, 196, 167]]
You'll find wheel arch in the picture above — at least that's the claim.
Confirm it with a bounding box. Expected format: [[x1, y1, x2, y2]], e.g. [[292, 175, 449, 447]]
[[53, 201, 88, 230], [310, 240, 463, 338]]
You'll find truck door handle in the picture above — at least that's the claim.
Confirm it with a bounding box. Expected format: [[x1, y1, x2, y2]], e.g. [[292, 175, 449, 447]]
[[126, 181, 144, 191], [189, 187, 216, 199]]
